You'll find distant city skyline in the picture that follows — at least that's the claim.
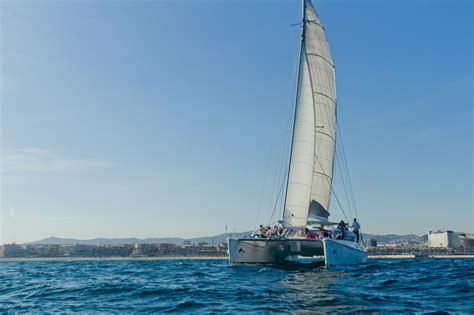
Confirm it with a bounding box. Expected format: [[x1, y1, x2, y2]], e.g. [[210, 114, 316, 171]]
[[1, 0, 472, 244]]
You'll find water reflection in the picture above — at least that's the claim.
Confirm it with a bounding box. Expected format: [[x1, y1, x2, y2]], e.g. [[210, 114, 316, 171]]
[[229, 260, 350, 311]]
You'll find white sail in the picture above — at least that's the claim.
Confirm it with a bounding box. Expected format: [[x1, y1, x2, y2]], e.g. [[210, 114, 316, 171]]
[[283, 46, 315, 227], [284, 0, 336, 227]]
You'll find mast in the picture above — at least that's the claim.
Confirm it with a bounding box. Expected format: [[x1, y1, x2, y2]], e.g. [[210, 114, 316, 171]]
[[281, 0, 306, 224]]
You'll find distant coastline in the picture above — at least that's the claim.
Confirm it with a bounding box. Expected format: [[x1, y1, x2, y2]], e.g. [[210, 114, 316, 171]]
[[0, 256, 229, 262], [1, 254, 474, 262], [17, 232, 429, 246], [2, 231, 473, 260]]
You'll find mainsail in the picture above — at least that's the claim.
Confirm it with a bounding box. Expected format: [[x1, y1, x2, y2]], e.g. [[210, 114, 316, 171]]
[[283, 0, 337, 227]]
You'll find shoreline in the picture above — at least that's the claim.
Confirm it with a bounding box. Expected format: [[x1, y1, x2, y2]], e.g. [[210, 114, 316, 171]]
[[1, 255, 473, 262], [0, 256, 229, 262], [368, 254, 474, 259]]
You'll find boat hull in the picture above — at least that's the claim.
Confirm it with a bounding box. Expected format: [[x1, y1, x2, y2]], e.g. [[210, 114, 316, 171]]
[[323, 239, 368, 268], [227, 238, 324, 264]]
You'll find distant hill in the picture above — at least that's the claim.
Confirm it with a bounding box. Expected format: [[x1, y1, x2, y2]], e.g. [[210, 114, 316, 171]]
[[26, 232, 250, 246], [25, 232, 427, 246], [184, 232, 250, 245], [361, 233, 427, 245]]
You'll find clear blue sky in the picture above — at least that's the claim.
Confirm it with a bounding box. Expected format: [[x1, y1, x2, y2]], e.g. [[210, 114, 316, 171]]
[[1, 0, 472, 243]]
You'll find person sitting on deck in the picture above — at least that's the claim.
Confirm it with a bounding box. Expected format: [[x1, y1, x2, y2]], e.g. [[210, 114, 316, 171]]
[[258, 224, 265, 237], [264, 226, 272, 238], [316, 227, 324, 239], [335, 221, 347, 240], [321, 224, 330, 238], [304, 228, 316, 239], [277, 226, 284, 236], [272, 225, 278, 235]]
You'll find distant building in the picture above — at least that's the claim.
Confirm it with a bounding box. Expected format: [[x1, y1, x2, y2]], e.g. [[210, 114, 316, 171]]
[[458, 233, 474, 249], [369, 239, 377, 247], [0, 244, 24, 257], [428, 231, 461, 248]]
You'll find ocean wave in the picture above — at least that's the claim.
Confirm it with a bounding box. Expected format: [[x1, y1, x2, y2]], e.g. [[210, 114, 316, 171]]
[[0, 258, 473, 313]]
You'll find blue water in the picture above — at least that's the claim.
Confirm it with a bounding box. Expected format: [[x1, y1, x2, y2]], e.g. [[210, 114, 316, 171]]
[[0, 258, 473, 313]]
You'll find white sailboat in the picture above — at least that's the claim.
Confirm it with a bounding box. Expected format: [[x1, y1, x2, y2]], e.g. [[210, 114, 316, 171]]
[[228, 0, 367, 267]]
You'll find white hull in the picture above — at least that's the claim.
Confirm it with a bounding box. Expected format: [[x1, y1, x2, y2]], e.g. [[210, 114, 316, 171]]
[[228, 238, 324, 264], [228, 237, 367, 268], [323, 239, 368, 268]]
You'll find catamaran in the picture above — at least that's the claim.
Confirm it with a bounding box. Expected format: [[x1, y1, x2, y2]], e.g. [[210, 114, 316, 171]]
[[228, 0, 367, 268]]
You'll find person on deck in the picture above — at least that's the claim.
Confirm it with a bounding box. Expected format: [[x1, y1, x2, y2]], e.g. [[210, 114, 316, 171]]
[[335, 221, 347, 240], [264, 226, 272, 238], [321, 224, 330, 238], [316, 227, 324, 239], [352, 218, 361, 243], [272, 225, 278, 235], [277, 226, 284, 236], [304, 228, 316, 239]]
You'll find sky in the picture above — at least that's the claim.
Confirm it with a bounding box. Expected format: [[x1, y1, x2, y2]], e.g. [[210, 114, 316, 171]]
[[0, 0, 472, 244]]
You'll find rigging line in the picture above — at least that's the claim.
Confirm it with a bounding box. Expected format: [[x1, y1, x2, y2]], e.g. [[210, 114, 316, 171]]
[[268, 134, 291, 212], [256, 24, 299, 229], [314, 153, 349, 223], [255, 67, 298, 230], [330, 112, 356, 219], [268, 167, 289, 224], [337, 125, 359, 218], [270, 129, 291, 219], [335, 150, 354, 219], [254, 130, 277, 231], [255, 37, 297, 231], [330, 113, 357, 219], [326, 122, 355, 219], [340, 136, 358, 219], [268, 173, 284, 224], [264, 27, 297, 226], [269, 109, 295, 208], [337, 130, 357, 219], [268, 26, 300, 221]]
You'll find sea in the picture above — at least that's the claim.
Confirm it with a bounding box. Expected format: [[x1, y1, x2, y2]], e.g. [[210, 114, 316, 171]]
[[0, 258, 472, 313]]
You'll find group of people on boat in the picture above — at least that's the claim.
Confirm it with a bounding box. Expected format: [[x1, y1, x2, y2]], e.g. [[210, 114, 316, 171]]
[[303, 226, 330, 239], [253, 224, 284, 238], [333, 218, 361, 242], [253, 218, 361, 242]]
